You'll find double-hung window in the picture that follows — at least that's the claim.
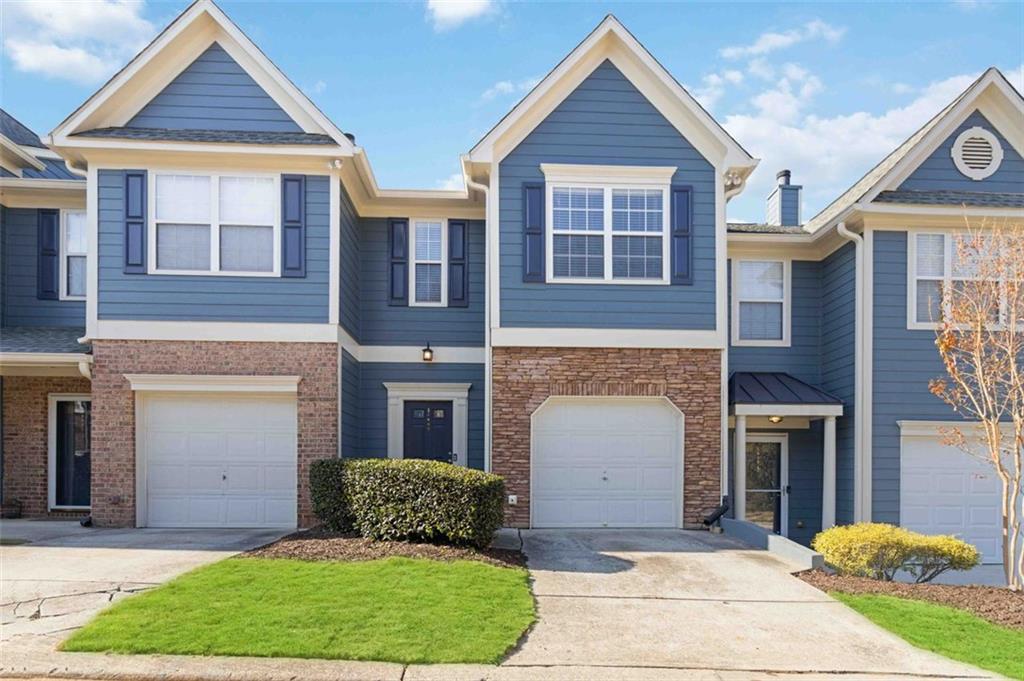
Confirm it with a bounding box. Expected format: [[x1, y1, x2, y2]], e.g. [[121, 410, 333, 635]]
[[151, 173, 278, 276], [910, 231, 1001, 328], [60, 209, 87, 300], [410, 219, 446, 306], [732, 259, 790, 346]]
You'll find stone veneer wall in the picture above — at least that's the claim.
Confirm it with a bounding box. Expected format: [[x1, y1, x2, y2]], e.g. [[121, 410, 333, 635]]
[[491, 347, 723, 528], [2, 375, 92, 517], [89, 340, 337, 527]]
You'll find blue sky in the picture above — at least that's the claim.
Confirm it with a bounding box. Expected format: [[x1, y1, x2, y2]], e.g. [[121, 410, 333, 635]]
[[2, 0, 1022, 221]]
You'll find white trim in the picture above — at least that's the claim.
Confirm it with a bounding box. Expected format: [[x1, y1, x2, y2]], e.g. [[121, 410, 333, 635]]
[[47, 393, 92, 512], [359, 345, 485, 364], [408, 218, 448, 306], [951, 127, 1005, 181], [730, 258, 791, 347], [124, 374, 300, 393], [540, 163, 677, 185], [91, 320, 338, 343], [384, 382, 471, 466], [328, 171, 340, 326], [0, 352, 91, 367], [744, 433, 789, 538], [896, 419, 988, 438], [861, 227, 875, 521], [0, 134, 46, 172], [858, 202, 1024, 219], [491, 327, 723, 349], [86, 165, 99, 339], [59, 208, 88, 301], [733, 403, 843, 417]]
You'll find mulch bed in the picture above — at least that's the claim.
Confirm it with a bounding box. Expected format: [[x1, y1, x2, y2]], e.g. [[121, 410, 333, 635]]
[[798, 569, 1024, 630], [245, 528, 526, 569]]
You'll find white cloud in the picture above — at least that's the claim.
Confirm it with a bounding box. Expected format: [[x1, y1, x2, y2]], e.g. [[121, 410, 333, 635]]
[[306, 80, 327, 95], [3, 0, 156, 85], [691, 70, 745, 110], [747, 58, 775, 81], [720, 19, 845, 60], [437, 172, 464, 191], [479, 76, 539, 102], [426, 0, 495, 31]]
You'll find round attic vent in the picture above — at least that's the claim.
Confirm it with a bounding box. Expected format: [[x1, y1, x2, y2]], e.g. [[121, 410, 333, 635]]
[[952, 126, 1003, 180]]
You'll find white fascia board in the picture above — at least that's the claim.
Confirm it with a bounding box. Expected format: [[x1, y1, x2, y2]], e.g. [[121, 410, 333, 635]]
[[0, 135, 45, 171], [125, 373, 300, 393], [52, 137, 348, 158], [732, 403, 844, 417], [540, 163, 677, 184], [92, 320, 339, 343], [344, 151, 479, 216], [491, 327, 724, 349], [0, 178, 85, 192], [856, 202, 1024, 219], [0, 353, 91, 367]]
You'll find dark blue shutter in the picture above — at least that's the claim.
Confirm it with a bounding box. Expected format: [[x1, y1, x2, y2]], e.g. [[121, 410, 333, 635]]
[[281, 174, 306, 277], [522, 182, 544, 282], [37, 209, 59, 299], [388, 218, 408, 306], [124, 170, 147, 274], [670, 185, 693, 285], [448, 220, 468, 308]]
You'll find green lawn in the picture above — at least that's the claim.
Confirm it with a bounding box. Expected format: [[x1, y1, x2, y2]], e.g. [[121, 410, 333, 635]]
[[62, 557, 535, 664], [834, 593, 1024, 680]]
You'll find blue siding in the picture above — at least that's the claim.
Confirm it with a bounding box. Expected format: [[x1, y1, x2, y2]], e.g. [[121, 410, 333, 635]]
[[359, 218, 485, 346], [780, 186, 801, 226], [339, 184, 361, 341], [872, 231, 962, 524], [1, 205, 86, 327], [821, 243, 857, 524], [347, 362, 486, 470], [498, 60, 717, 330], [341, 349, 360, 457], [898, 110, 1024, 194], [786, 424, 824, 546], [97, 170, 330, 322], [127, 43, 302, 133]]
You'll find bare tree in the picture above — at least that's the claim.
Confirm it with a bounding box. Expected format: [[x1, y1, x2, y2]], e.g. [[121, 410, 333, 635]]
[[928, 220, 1024, 591]]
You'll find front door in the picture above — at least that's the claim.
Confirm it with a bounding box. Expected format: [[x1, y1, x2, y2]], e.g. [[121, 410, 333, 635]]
[[403, 401, 454, 463], [745, 437, 788, 535], [54, 399, 91, 508]]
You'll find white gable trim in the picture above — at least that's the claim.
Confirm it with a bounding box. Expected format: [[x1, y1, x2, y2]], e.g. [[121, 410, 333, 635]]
[[468, 16, 756, 175], [49, 0, 353, 154]]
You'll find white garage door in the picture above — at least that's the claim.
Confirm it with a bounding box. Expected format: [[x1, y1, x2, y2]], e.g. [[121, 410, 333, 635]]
[[532, 398, 683, 528], [901, 434, 1001, 563], [142, 393, 298, 528]]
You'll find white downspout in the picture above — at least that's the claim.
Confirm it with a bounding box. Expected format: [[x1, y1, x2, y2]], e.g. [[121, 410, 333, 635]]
[[837, 221, 867, 522], [465, 176, 491, 472]]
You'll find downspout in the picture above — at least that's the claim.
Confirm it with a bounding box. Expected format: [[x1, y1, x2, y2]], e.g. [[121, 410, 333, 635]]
[[836, 221, 868, 522], [464, 175, 491, 472]]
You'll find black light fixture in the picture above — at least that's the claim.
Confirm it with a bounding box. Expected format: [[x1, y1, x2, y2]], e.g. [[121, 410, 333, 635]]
[[422, 342, 434, 362]]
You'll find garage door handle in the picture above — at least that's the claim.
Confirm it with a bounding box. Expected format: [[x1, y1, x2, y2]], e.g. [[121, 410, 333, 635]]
[[222, 474, 227, 481]]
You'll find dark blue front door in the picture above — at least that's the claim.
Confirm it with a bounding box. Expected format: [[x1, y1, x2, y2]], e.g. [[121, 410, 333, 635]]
[[403, 401, 453, 463], [55, 399, 91, 508]]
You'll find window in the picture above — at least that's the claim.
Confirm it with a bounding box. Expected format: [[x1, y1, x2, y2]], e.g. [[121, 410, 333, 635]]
[[732, 259, 790, 346], [60, 210, 87, 300], [150, 173, 278, 276], [410, 219, 446, 305], [910, 231, 1003, 328]]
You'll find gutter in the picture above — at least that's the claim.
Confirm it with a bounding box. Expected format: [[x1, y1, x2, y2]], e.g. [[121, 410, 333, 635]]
[[464, 175, 492, 474]]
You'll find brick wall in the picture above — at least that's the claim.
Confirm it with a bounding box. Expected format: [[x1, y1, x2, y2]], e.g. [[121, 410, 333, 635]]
[[90, 340, 337, 528], [491, 347, 723, 528], [2, 375, 92, 517]]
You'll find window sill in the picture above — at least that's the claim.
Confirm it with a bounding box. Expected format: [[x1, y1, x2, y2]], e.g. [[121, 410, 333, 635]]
[[544, 278, 671, 286], [59, 295, 86, 302], [410, 301, 448, 307], [731, 339, 791, 348], [148, 269, 280, 278]]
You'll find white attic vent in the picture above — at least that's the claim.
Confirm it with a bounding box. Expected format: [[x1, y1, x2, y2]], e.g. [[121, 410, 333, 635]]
[[952, 126, 1003, 180]]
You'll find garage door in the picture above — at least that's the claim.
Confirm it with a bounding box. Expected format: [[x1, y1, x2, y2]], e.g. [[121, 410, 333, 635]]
[[532, 398, 683, 528], [142, 393, 297, 528], [901, 434, 1001, 563]]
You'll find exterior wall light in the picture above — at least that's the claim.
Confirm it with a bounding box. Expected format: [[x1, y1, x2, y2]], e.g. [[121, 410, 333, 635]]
[[422, 343, 434, 362], [768, 415, 784, 424]]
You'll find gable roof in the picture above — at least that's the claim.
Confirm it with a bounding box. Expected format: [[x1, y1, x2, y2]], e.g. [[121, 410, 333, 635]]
[[468, 15, 756, 178], [49, 0, 353, 154], [1, 110, 44, 148], [804, 67, 1024, 232]]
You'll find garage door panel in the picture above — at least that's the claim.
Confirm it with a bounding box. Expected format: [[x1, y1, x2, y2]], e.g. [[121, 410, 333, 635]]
[[264, 464, 297, 491], [187, 464, 224, 492]]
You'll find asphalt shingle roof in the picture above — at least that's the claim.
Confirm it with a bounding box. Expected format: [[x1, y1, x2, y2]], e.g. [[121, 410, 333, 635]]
[[729, 372, 842, 406], [72, 127, 337, 146], [0, 109, 45, 148], [0, 327, 89, 354], [874, 190, 1024, 208], [727, 223, 807, 234]]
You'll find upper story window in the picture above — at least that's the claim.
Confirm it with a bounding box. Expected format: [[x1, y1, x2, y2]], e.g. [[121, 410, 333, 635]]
[[910, 231, 1002, 328], [150, 173, 279, 276], [731, 259, 790, 346], [61, 209, 87, 300], [410, 219, 446, 306]]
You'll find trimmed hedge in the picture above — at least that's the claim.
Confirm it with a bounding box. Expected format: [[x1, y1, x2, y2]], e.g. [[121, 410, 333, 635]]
[[812, 522, 981, 582], [309, 458, 505, 549]]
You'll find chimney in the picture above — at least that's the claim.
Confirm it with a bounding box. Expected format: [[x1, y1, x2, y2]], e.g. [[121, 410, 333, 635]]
[[766, 169, 802, 226]]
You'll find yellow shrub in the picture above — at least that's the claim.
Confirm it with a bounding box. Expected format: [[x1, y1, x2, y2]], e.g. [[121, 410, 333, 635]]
[[812, 523, 982, 582]]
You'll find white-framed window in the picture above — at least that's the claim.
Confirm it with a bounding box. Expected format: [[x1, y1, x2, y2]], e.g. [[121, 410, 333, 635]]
[[60, 209, 87, 300], [539, 165, 676, 285], [908, 231, 1003, 329], [409, 218, 447, 306], [149, 172, 279, 276], [731, 259, 791, 346]]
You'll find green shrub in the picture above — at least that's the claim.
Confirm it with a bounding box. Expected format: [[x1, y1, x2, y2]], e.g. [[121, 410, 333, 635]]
[[812, 523, 981, 582], [309, 458, 505, 549]]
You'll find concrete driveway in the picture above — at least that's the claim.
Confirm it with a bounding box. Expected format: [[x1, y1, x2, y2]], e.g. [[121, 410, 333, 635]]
[[506, 530, 996, 680], [1, 520, 284, 654]]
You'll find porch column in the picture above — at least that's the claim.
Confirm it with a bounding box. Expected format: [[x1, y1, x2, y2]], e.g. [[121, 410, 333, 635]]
[[734, 414, 747, 521], [822, 415, 837, 529]]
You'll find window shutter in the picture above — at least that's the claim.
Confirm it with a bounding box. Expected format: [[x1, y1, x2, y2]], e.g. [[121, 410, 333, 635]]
[[388, 218, 409, 306], [448, 220, 469, 308], [522, 182, 545, 282], [670, 185, 693, 285], [124, 170, 147, 274], [281, 174, 306, 278], [37, 209, 59, 299]]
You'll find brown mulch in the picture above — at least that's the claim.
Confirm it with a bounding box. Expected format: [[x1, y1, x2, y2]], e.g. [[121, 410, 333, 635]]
[[245, 528, 526, 569], [797, 569, 1024, 630]]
